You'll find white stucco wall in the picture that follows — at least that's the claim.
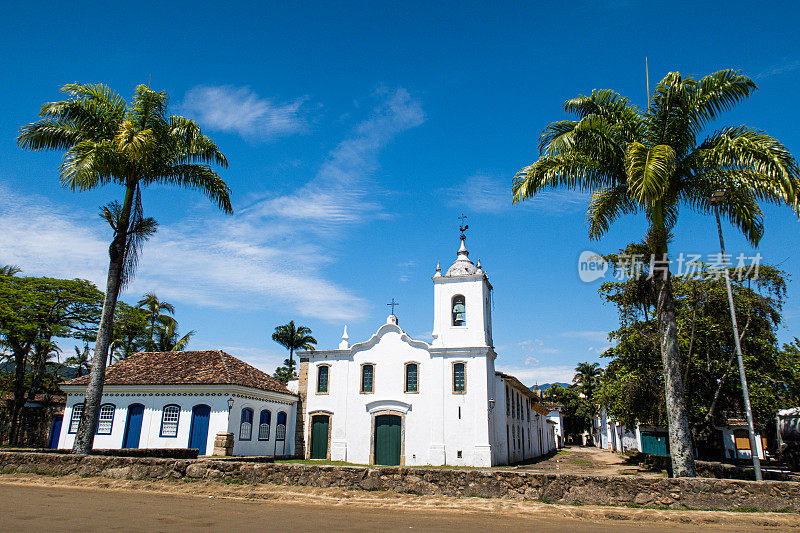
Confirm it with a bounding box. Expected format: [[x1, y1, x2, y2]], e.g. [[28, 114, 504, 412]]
[[57, 385, 296, 457], [304, 322, 495, 467]]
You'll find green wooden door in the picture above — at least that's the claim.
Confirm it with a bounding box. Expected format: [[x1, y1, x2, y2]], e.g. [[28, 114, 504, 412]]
[[374, 415, 401, 466], [311, 415, 329, 459], [641, 431, 669, 456]]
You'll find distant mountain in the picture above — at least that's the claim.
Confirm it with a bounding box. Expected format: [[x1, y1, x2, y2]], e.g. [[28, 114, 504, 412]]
[[531, 382, 570, 391]]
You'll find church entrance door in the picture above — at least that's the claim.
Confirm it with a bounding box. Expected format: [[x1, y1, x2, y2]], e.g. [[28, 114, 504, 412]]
[[310, 414, 329, 459], [374, 414, 401, 466]]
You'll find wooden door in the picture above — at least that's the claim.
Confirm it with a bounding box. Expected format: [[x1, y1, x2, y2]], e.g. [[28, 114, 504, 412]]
[[122, 404, 145, 449], [188, 405, 211, 455], [310, 415, 329, 459], [374, 415, 401, 466]]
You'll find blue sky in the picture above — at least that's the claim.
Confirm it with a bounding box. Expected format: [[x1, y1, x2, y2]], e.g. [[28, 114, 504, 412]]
[[1, 2, 799, 384]]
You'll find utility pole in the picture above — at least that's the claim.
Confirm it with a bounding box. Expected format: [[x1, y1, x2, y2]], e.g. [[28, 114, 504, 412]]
[[710, 190, 763, 481]]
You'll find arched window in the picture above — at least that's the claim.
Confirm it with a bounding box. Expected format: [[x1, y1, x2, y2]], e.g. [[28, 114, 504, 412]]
[[405, 363, 418, 393], [317, 365, 329, 394], [96, 404, 115, 435], [68, 403, 84, 433], [258, 410, 271, 441], [276, 412, 287, 441], [361, 364, 374, 393], [451, 295, 466, 326], [240, 408, 254, 441], [452, 362, 466, 393], [160, 405, 181, 437]]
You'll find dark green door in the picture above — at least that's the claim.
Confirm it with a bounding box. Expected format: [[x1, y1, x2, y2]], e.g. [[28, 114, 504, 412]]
[[641, 431, 669, 456], [374, 414, 402, 466], [310, 415, 329, 459]]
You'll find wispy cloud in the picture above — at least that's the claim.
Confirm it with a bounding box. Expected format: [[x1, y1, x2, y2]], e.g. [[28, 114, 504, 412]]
[[561, 330, 609, 343], [0, 87, 425, 324], [755, 59, 800, 80], [251, 87, 424, 229], [443, 173, 588, 214], [181, 85, 308, 141]]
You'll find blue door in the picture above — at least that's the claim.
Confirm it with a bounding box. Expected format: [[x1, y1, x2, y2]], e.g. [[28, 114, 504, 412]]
[[188, 404, 211, 455], [48, 415, 63, 449], [122, 404, 145, 449]]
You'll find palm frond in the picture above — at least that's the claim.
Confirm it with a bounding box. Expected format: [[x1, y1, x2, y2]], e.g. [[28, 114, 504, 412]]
[[690, 70, 757, 135], [625, 143, 676, 204], [587, 186, 639, 240], [148, 164, 233, 213], [512, 153, 619, 203]]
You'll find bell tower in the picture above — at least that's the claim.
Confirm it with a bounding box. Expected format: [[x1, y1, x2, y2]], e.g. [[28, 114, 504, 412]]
[[431, 218, 493, 348]]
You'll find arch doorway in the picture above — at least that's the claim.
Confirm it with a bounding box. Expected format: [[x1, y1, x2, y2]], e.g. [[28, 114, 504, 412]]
[[374, 414, 402, 466], [310, 414, 330, 459]]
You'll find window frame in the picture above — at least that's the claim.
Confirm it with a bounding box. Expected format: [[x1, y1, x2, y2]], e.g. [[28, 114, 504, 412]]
[[276, 411, 287, 441], [239, 407, 254, 441], [404, 362, 419, 393], [452, 361, 466, 394], [96, 403, 115, 435], [360, 363, 375, 394], [68, 403, 84, 434], [451, 294, 466, 327], [316, 364, 330, 395], [258, 409, 272, 441], [159, 404, 181, 438]]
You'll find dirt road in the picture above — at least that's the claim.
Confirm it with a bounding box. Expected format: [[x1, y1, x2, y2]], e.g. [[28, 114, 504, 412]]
[[515, 445, 657, 476], [0, 474, 797, 532]]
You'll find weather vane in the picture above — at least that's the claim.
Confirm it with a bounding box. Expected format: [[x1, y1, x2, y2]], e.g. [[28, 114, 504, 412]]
[[458, 213, 469, 241], [387, 298, 399, 315]]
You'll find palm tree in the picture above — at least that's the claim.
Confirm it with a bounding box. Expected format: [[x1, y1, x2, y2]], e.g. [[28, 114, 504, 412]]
[[271, 321, 317, 380], [155, 319, 195, 352], [18, 83, 232, 454], [573, 362, 602, 403], [512, 70, 799, 477], [0, 265, 22, 276], [136, 292, 176, 351], [65, 345, 92, 377]]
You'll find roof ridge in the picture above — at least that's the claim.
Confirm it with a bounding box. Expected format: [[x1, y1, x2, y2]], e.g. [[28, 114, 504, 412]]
[[217, 350, 233, 383]]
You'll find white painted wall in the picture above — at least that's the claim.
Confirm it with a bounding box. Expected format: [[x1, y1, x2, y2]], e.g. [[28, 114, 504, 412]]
[[721, 427, 766, 460], [57, 385, 296, 457]]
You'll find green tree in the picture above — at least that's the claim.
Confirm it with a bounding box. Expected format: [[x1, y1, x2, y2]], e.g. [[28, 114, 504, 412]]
[[110, 303, 150, 362], [136, 292, 176, 351], [512, 70, 800, 476], [544, 384, 593, 440], [0, 276, 102, 444], [595, 251, 795, 455], [65, 345, 92, 378], [154, 320, 195, 352], [573, 361, 603, 404], [271, 321, 317, 383], [18, 83, 232, 454]]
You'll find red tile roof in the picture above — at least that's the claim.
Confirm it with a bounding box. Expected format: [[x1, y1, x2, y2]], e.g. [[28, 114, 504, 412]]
[[63, 350, 295, 396]]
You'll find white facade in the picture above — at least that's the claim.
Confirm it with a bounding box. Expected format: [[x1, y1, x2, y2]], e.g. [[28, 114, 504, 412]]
[[547, 406, 564, 448], [57, 384, 297, 457], [300, 236, 556, 466], [593, 407, 636, 453]]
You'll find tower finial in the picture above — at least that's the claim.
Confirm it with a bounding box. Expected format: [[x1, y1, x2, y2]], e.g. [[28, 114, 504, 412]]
[[458, 213, 469, 241], [339, 325, 350, 349]]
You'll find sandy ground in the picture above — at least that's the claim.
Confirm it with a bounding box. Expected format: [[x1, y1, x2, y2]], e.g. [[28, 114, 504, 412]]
[[0, 473, 797, 532], [513, 445, 658, 476]]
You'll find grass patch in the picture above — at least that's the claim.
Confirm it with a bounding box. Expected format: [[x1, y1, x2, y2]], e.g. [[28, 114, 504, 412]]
[[221, 477, 245, 485], [570, 459, 591, 466], [555, 450, 572, 456]]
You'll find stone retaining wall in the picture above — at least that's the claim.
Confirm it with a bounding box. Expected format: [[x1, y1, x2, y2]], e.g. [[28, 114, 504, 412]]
[[1, 452, 798, 512]]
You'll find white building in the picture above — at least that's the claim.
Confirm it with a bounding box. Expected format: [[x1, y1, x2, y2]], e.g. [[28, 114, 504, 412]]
[[58, 350, 298, 457], [593, 407, 637, 453], [545, 403, 564, 448], [298, 235, 556, 466]]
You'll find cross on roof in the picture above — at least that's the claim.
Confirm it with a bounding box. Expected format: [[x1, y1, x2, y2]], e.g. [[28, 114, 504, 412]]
[[387, 298, 399, 315]]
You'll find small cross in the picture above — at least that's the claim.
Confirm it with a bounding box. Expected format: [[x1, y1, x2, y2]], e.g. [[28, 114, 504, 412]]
[[458, 213, 469, 240], [387, 298, 399, 315]]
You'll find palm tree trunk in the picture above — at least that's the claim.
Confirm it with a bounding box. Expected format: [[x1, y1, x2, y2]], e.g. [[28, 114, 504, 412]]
[[657, 264, 697, 477], [9, 343, 29, 446], [73, 183, 135, 455]]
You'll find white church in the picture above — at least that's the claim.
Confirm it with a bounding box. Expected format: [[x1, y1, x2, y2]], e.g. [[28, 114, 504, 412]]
[[297, 232, 556, 467]]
